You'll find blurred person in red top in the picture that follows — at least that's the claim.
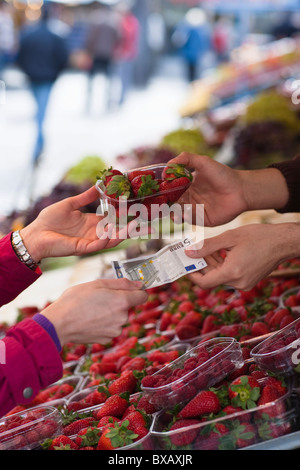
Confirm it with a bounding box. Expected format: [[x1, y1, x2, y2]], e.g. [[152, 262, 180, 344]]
[[114, 3, 139, 105]]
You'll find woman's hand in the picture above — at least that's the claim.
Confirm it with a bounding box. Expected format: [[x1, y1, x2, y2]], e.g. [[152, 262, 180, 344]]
[[42, 278, 148, 345], [20, 186, 135, 262]]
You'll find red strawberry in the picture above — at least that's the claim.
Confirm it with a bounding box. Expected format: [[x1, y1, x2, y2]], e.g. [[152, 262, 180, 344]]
[[96, 421, 138, 450], [108, 370, 137, 395], [201, 314, 219, 334], [98, 167, 123, 186], [85, 387, 109, 406], [162, 163, 193, 182], [97, 416, 121, 428], [140, 375, 157, 388], [228, 375, 260, 410], [131, 174, 159, 199], [127, 169, 155, 182], [178, 390, 220, 418], [43, 435, 79, 450], [63, 419, 93, 436], [175, 323, 199, 340], [105, 174, 132, 199], [201, 422, 230, 450], [159, 177, 191, 203], [75, 426, 101, 448], [261, 377, 287, 396], [169, 419, 200, 446], [96, 394, 129, 419], [251, 322, 270, 337], [121, 356, 146, 372], [233, 422, 256, 448], [122, 410, 147, 432]]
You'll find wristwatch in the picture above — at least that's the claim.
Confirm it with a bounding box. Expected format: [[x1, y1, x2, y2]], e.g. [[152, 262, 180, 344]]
[[11, 230, 40, 271]]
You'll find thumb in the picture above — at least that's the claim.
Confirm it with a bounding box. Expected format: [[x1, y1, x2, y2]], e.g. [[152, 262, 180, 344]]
[[185, 232, 232, 258], [71, 186, 99, 210]]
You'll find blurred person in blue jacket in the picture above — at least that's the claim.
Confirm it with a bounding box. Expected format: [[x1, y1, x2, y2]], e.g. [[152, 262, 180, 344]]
[[172, 8, 211, 82], [17, 5, 69, 166]]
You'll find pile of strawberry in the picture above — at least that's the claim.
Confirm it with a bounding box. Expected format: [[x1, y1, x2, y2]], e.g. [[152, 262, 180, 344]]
[[0, 408, 61, 450], [67, 344, 186, 412], [43, 393, 155, 450], [98, 163, 193, 220], [140, 339, 241, 408], [156, 372, 290, 450]]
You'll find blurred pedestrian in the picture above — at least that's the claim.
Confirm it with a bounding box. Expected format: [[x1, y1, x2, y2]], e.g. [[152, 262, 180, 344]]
[[114, 4, 139, 105], [0, 1, 15, 80], [212, 15, 235, 63], [172, 8, 211, 82], [84, 6, 121, 112], [17, 6, 69, 166]]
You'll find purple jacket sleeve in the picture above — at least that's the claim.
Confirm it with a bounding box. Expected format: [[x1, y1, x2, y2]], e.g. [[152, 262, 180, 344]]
[[0, 233, 42, 307], [0, 319, 63, 417]]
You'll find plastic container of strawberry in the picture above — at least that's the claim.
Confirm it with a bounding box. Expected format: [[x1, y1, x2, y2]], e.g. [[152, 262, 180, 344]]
[[279, 286, 300, 313], [250, 317, 300, 376], [96, 164, 192, 223], [62, 412, 155, 451], [149, 375, 299, 450], [140, 337, 244, 409], [0, 406, 62, 450]]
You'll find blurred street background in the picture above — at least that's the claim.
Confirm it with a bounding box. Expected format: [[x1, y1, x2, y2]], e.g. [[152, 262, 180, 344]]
[[1, 0, 300, 231]]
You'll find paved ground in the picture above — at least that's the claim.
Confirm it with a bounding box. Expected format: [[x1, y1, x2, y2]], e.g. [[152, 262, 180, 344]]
[[0, 55, 189, 217]]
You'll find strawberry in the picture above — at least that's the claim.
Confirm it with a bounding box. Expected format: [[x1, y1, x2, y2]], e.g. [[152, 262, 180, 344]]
[[251, 321, 270, 337], [85, 387, 110, 406], [232, 422, 256, 448], [97, 420, 138, 450], [140, 375, 158, 388], [178, 390, 220, 419], [108, 370, 137, 395], [98, 167, 123, 186], [175, 323, 199, 340], [159, 177, 191, 203], [43, 435, 79, 450], [121, 356, 146, 372], [201, 314, 219, 335], [134, 395, 157, 415], [127, 169, 155, 182], [97, 416, 121, 428], [105, 174, 132, 199], [96, 394, 129, 419], [75, 426, 101, 448], [63, 418, 93, 436], [201, 422, 230, 450], [123, 410, 147, 432], [162, 163, 193, 182], [228, 376, 260, 410], [131, 174, 159, 198], [169, 419, 200, 447], [261, 376, 287, 396]]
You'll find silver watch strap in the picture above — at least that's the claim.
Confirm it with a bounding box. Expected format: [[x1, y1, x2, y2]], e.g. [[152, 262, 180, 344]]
[[11, 230, 39, 270]]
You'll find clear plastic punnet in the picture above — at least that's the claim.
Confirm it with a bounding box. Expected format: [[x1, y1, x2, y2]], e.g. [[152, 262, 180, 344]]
[[251, 317, 300, 375], [0, 406, 62, 450], [96, 163, 192, 224], [140, 337, 244, 409]]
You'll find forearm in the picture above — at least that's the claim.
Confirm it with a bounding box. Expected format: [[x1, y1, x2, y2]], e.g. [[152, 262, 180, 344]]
[[238, 167, 290, 212]]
